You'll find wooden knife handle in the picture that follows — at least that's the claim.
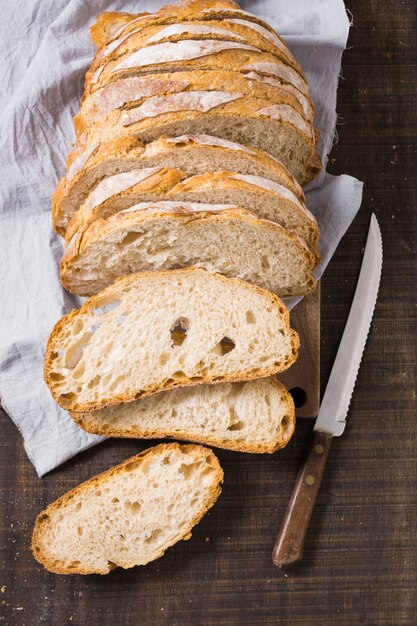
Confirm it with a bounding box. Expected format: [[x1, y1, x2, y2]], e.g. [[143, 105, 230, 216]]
[[272, 430, 333, 568]]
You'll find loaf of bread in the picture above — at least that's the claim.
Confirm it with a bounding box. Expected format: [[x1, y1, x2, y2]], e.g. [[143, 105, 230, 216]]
[[53, 134, 304, 235], [44, 268, 299, 412], [61, 203, 316, 297], [32, 443, 223, 574], [72, 377, 295, 453]]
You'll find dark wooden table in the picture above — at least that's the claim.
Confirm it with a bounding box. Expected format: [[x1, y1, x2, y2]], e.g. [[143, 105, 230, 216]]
[[1, 2, 416, 624]]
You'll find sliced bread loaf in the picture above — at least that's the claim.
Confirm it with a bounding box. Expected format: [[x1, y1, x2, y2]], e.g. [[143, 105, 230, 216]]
[[53, 134, 304, 235], [70, 92, 318, 186], [86, 19, 304, 94], [72, 377, 295, 453], [89, 40, 304, 94], [60, 203, 316, 297], [45, 268, 299, 412], [64, 168, 317, 252], [32, 442, 223, 574], [76, 68, 313, 137], [90, 1, 290, 50]]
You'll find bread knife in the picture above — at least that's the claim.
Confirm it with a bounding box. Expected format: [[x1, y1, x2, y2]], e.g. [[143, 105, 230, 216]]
[[272, 214, 383, 568]]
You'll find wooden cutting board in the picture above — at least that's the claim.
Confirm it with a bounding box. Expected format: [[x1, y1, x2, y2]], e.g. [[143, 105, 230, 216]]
[[278, 283, 320, 418]]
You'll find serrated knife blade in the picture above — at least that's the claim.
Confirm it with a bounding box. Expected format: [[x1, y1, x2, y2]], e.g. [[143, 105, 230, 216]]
[[272, 214, 383, 568], [314, 213, 383, 436]]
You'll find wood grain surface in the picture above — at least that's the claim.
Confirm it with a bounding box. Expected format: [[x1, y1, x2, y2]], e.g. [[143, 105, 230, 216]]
[[1, 1, 416, 625]]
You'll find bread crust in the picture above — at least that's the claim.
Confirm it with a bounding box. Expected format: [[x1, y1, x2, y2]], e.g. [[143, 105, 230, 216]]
[[85, 18, 304, 95], [32, 442, 223, 574], [76, 68, 313, 137], [44, 268, 300, 413], [88, 44, 305, 98], [70, 378, 296, 454], [53, 134, 305, 235], [60, 205, 317, 297], [63, 167, 317, 250]]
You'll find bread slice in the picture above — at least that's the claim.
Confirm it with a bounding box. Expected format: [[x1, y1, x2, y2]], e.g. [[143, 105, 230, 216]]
[[32, 442, 223, 574], [64, 167, 318, 253], [86, 19, 305, 95], [53, 134, 304, 235], [44, 268, 299, 412], [89, 40, 305, 95], [168, 172, 319, 256], [61, 203, 316, 297], [70, 92, 318, 186], [72, 377, 295, 453], [75, 68, 313, 137]]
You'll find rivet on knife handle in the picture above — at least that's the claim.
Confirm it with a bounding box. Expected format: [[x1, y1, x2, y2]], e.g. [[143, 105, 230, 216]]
[[272, 430, 332, 568]]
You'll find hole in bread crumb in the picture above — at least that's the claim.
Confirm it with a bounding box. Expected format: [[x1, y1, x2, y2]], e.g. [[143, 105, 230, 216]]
[[281, 417, 288, 427], [58, 392, 75, 405], [125, 500, 141, 512], [112, 497, 119, 503], [93, 299, 122, 316], [261, 255, 271, 270], [88, 374, 101, 389], [121, 231, 142, 246], [162, 456, 171, 465], [159, 352, 169, 366], [227, 420, 245, 431], [77, 526, 83, 536], [144, 529, 162, 543], [95, 490, 101, 497], [170, 317, 189, 347], [246, 310, 256, 324], [212, 337, 235, 356], [75, 502, 82, 511], [179, 461, 201, 479]]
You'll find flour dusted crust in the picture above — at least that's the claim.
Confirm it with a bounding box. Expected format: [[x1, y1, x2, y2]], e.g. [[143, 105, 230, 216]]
[[87, 0, 304, 91], [32, 442, 223, 574], [71, 378, 296, 454], [54, 133, 305, 235], [44, 268, 299, 413], [64, 168, 317, 258], [85, 19, 304, 93], [75, 68, 313, 137], [66, 92, 317, 187], [87, 40, 305, 97]]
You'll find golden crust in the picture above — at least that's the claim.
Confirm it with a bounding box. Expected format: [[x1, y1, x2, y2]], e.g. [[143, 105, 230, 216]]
[[70, 378, 296, 454], [85, 18, 304, 95], [66, 95, 317, 189], [44, 267, 300, 413], [32, 442, 223, 575], [53, 133, 305, 236], [77, 68, 313, 137], [52, 136, 145, 235], [88, 45, 305, 100], [64, 166, 186, 243]]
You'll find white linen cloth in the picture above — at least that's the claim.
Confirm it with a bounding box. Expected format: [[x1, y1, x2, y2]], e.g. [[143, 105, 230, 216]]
[[0, 0, 363, 476]]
